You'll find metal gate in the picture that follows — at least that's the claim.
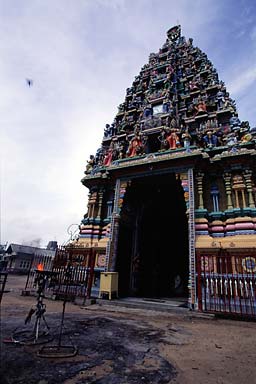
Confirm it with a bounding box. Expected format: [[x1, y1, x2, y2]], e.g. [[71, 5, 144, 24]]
[[24, 246, 101, 300], [196, 249, 256, 318], [51, 246, 96, 299]]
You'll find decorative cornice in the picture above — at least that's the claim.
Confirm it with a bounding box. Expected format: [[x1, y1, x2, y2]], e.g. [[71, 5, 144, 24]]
[[83, 149, 206, 182], [211, 148, 256, 162]]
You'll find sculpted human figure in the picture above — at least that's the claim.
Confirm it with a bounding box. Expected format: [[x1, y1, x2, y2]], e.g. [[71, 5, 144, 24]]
[[158, 128, 168, 151], [195, 100, 207, 115], [163, 98, 170, 113], [225, 132, 238, 152], [110, 123, 117, 136], [104, 124, 111, 138], [166, 129, 180, 149], [170, 116, 177, 129], [216, 87, 225, 109], [189, 79, 199, 91], [127, 133, 143, 157], [199, 122, 206, 132], [95, 147, 104, 165], [229, 113, 241, 131], [182, 131, 192, 152], [103, 141, 115, 166], [118, 136, 129, 159], [164, 73, 173, 90], [85, 155, 95, 174], [143, 104, 153, 119], [119, 114, 130, 134], [203, 131, 218, 149], [240, 133, 252, 143]]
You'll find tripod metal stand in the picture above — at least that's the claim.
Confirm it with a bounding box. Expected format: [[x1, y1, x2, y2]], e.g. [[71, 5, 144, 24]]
[[12, 270, 56, 345], [38, 262, 78, 358]]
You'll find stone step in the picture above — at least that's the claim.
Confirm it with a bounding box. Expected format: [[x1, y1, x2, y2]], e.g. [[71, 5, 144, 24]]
[[97, 297, 190, 314]]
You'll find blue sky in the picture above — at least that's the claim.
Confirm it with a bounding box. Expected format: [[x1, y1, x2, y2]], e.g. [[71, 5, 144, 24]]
[[1, 0, 256, 247]]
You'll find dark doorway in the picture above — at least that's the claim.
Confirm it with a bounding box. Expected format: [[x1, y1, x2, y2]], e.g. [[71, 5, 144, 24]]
[[116, 173, 189, 298]]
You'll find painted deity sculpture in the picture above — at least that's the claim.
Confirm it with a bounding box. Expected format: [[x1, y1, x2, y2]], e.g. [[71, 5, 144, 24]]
[[103, 147, 113, 167], [85, 155, 95, 174], [127, 134, 144, 157], [195, 101, 207, 115], [166, 129, 180, 150], [158, 128, 169, 151], [203, 131, 218, 149], [103, 141, 118, 166], [182, 131, 192, 152]]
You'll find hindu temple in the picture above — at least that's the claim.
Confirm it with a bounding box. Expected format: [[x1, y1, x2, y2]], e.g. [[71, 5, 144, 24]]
[[76, 26, 256, 316]]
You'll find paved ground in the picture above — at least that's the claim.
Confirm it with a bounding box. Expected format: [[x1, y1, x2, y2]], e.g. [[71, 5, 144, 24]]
[[0, 274, 256, 384]]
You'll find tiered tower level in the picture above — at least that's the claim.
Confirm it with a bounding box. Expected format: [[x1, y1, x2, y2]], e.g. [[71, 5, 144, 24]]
[[85, 25, 254, 172], [78, 26, 256, 310]]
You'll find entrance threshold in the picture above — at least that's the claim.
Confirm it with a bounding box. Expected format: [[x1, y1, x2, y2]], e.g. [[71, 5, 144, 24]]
[[142, 297, 188, 307], [98, 296, 190, 313]]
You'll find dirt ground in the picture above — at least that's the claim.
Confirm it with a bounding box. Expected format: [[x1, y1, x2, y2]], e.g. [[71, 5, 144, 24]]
[[0, 274, 255, 384]]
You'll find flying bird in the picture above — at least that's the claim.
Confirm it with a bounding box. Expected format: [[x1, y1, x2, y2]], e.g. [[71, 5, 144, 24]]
[[26, 78, 33, 87]]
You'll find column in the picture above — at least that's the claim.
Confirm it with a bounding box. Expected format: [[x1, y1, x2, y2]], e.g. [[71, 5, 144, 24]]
[[243, 169, 255, 208], [90, 193, 97, 219], [188, 168, 196, 309], [107, 180, 130, 271], [87, 191, 92, 218], [107, 200, 113, 219], [105, 179, 121, 272], [234, 190, 239, 208], [96, 189, 104, 220], [195, 172, 204, 209], [241, 190, 246, 208], [223, 172, 233, 210]]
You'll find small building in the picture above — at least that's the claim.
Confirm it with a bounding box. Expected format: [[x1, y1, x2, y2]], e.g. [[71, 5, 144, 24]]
[[5, 242, 57, 274]]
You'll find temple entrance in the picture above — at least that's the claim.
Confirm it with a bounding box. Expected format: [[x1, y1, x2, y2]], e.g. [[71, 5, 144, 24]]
[[116, 173, 189, 299]]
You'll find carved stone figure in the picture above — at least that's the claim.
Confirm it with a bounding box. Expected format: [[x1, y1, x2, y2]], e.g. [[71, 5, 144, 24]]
[[85, 155, 95, 174], [166, 129, 180, 149], [203, 131, 218, 149], [127, 133, 144, 157]]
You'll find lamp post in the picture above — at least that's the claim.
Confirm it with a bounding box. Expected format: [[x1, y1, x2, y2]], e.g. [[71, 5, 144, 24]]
[[66, 224, 79, 242]]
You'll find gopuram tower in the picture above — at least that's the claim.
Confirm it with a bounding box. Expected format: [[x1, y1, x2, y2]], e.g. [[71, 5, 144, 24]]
[[77, 26, 256, 315]]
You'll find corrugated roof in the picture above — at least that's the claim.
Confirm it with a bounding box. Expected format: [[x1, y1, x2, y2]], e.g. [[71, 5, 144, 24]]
[[6, 243, 58, 257], [34, 248, 56, 257], [6, 244, 37, 254]]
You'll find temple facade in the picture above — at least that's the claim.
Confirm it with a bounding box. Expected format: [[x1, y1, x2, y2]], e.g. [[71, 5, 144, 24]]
[[77, 26, 256, 315]]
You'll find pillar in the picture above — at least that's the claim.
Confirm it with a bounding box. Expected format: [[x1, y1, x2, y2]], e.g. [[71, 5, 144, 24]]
[[96, 189, 104, 220], [105, 179, 121, 272], [195, 172, 204, 209], [187, 168, 196, 309], [107, 180, 130, 272], [223, 172, 233, 210], [243, 169, 255, 208]]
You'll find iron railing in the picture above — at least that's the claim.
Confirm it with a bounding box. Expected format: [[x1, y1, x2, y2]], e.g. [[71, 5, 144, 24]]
[[196, 249, 256, 318], [24, 246, 104, 300], [0, 272, 8, 303]]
